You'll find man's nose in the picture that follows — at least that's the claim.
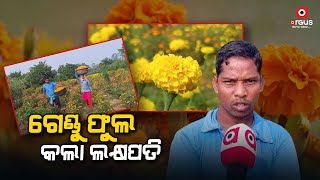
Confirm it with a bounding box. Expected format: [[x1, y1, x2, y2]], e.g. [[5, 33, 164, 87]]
[[234, 82, 247, 98]]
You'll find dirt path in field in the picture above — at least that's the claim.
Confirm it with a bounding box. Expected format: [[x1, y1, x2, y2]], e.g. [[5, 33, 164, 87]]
[[104, 93, 126, 111]]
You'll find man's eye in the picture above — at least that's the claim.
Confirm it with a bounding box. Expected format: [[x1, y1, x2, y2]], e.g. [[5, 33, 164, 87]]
[[246, 80, 257, 85], [224, 80, 235, 85]]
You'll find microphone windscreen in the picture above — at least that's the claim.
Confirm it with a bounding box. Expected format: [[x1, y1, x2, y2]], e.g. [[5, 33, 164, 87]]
[[221, 123, 257, 168]]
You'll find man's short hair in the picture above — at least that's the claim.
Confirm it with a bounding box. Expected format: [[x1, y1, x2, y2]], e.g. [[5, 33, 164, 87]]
[[216, 40, 262, 76]]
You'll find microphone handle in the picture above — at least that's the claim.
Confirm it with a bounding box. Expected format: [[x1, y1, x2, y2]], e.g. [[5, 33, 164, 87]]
[[226, 164, 247, 180]]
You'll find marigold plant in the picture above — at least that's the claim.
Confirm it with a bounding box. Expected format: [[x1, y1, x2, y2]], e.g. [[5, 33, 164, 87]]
[[138, 96, 156, 110], [0, 23, 23, 100], [200, 46, 214, 54], [105, 0, 186, 23], [130, 58, 153, 83], [169, 39, 189, 52], [150, 53, 202, 94], [257, 44, 320, 120], [88, 24, 242, 110], [89, 26, 117, 44]]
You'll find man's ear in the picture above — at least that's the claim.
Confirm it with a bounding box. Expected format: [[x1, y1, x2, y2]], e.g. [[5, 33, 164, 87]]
[[212, 76, 219, 94], [259, 75, 265, 92]]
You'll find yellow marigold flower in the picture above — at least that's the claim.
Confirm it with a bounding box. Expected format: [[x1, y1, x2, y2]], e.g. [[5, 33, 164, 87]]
[[213, 68, 217, 76], [235, 24, 243, 30], [257, 44, 320, 120], [105, 0, 186, 23], [92, 24, 109, 31], [0, 23, 23, 100], [193, 25, 207, 30], [172, 29, 183, 36], [129, 38, 141, 46], [155, 50, 164, 56], [89, 26, 117, 44], [194, 40, 202, 52], [131, 58, 153, 83], [77, 65, 88, 70], [169, 39, 189, 52], [138, 96, 156, 110], [200, 46, 214, 54], [116, 24, 131, 32], [150, 54, 202, 94], [184, 26, 191, 32], [186, 105, 197, 110], [220, 41, 227, 47], [179, 86, 200, 99], [224, 28, 239, 37], [54, 86, 65, 93], [35, 33, 73, 57], [220, 36, 228, 41]]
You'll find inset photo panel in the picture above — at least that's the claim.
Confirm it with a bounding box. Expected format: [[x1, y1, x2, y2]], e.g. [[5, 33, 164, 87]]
[[3, 37, 138, 135], [87, 23, 243, 111]]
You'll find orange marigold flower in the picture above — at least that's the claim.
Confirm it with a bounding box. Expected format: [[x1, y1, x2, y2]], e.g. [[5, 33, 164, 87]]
[[158, 42, 164, 49], [151, 28, 160, 36], [257, 44, 320, 120], [213, 42, 220, 49], [0, 23, 23, 100], [105, 0, 186, 23], [204, 37, 211, 44]]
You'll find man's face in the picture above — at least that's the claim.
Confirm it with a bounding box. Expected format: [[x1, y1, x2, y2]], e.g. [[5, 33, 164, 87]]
[[80, 75, 85, 80], [212, 56, 264, 119], [45, 79, 49, 84]]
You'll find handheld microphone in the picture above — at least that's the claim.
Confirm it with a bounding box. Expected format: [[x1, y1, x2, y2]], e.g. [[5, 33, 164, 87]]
[[221, 123, 257, 180]]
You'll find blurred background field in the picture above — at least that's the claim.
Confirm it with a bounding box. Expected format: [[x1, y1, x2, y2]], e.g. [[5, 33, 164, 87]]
[[88, 24, 243, 111]]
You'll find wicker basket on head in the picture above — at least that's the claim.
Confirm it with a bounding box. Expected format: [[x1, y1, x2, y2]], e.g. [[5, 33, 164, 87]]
[[54, 87, 67, 96], [76, 65, 89, 75]]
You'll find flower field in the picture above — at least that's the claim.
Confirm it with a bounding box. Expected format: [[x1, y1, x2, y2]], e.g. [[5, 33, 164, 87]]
[[10, 68, 137, 135], [88, 24, 243, 110]]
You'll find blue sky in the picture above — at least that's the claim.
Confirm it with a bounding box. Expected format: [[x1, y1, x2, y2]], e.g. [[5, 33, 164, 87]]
[[4, 38, 124, 75]]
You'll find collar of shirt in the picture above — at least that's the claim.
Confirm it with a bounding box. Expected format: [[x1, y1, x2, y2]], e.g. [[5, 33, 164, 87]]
[[200, 108, 273, 144]]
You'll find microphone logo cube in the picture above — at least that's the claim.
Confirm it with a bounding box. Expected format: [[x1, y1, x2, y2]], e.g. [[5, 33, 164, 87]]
[[221, 123, 257, 168]]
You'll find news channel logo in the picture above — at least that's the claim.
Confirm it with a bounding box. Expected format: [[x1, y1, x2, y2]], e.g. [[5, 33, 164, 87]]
[[290, 7, 313, 29]]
